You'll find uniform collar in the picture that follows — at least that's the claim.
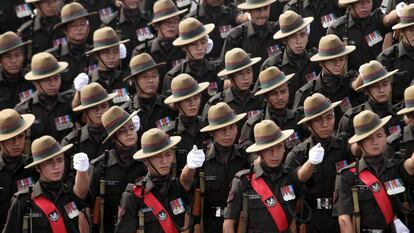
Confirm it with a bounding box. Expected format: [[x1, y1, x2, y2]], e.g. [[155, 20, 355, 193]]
[[91, 69, 121, 82], [281, 49, 311, 67], [398, 41, 408, 57], [205, 143, 242, 161], [33, 16, 42, 31], [306, 135, 341, 149], [134, 94, 164, 110], [403, 125, 414, 142], [357, 155, 394, 172], [31, 92, 67, 105], [198, 4, 227, 17], [247, 21, 274, 38], [176, 116, 203, 135], [32, 180, 70, 198], [265, 105, 295, 121], [106, 149, 121, 167], [80, 125, 90, 143], [253, 162, 288, 180], [364, 101, 397, 116], [224, 88, 256, 103]]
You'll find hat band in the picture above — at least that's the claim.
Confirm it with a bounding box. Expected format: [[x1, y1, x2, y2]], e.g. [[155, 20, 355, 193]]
[[280, 17, 305, 34], [0, 118, 24, 135], [131, 60, 157, 75], [209, 111, 236, 126], [405, 99, 414, 109], [0, 39, 24, 53], [304, 99, 332, 118], [32, 143, 62, 160], [153, 6, 179, 20], [94, 36, 120, 49], [32, 62, 61, 76], [255, 129, 283, 145], [81, 91, 109, 106], [318, 44, 345, 57], [246, 0, 270, 4], [172, 82, 199, 98], [260, 71, 286, 89], [361, 68, 388, 85], [61, 10, 88, 24], [355, 117, 382, 135], [401, 15, 414, 24], [225, 56, 252, 71], [105, 112, 130, 134], [180, 25, 205, 40], [142, 135, 172, 153]]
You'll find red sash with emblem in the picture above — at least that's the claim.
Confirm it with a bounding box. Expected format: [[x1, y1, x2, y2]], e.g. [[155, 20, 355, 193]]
[[133, 186, 179, 233], [349, 168, 394, 224], [33, 195, 68, 233], [246, 174, 289, 232]]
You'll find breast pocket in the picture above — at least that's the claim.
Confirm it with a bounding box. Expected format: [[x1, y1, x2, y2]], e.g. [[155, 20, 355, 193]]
[[31, 211, 50, 229]]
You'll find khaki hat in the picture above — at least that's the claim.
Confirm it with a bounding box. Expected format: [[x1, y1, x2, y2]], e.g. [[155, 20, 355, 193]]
[[25, 136, 73, 169], [354, 60, 398, 92], [86, 27, 130, 55], [298, 93, 341, 125], [238, 0, 276, 10], [393, 4, 414, 30], [25, 52, 68, 81], [217, 48, 261, 77], [274, 11, 314, 40], [54, 2, 97, 30], [173, 17, 215, 46], [310, 34, 355, 62], [26, 0, 41, 3], [348, 110, 391, 144], [164, 74, 209, 104], [397, 85, 414, 115], [0, 109, 35, 142], [101, 106, 139, 143], [123, 53, 165, 81], [255, 66, 294, 96], [246, 120, 294, 153], [200, 102, 247, 132], [338, 0, 359, 6], [73, 82, 117, 112], [0, 31, 31, 55], [134, 128, 181, 160], [149, 0, 187, 25]]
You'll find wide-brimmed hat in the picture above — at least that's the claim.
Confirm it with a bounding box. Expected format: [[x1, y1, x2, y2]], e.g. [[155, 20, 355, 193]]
[[397, 85, 414, 115], [73, 82, 117, 112], [0, 109, 35, 142], [274, 11, 314, 40], [246, 120, 294, 153], [0, 31, 31, 56], [298, 93, 341, 125], [348, 110, 391, 144], [123, 53, 165, 81], [25, 52, 68, 81], [393, 4, 414, 30], [173, 17, 214, 46], [101, 106, 138, 143], [354, 60, 398, 92], [218, 48, 261, 77], [338, 0, 359, 6], [238, 0, 276, 10], [134, 128, 181, 160], [26, 0, 41, 3], [86, 27, 130, 55], [255, 66, 294, 96], [164, 74, 209, 104], [200, 102, 246, 132], [310, 34, 355, 62], [25, 136, 73, 169], [54, 2, 97, 30], [149, 0, 187, 25]]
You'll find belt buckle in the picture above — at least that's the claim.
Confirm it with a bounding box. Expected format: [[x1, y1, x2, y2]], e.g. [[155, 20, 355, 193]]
[[363, 229, 384, 233], [316, 198, 332, 210], [215, 207, 223, 217]]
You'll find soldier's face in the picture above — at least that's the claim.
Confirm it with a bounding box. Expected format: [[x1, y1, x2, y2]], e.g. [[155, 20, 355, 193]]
[[37, 154, 65, 182], [322, 56, 346, 76], [366, 79, 391, 103], [360, 128, 386, 157], [351, 0, 372, 19], [85, 102, 110, 126], [265, 83, 289, 110], [185, 37, 208, 60], [404, 112, 414, 127], [35, 75, 61, 96], [177, 94, 201, 117], [37, 0, 60, 17], [402, 26, 414, 46], [259, 143, 285, 168], [146, 149, 174, 176], [98, 46, 120, 70], [135, 69, 159, 97], [157, 17, 180, 40], [64, 18, 90, 44], [308, 110, 335, 139], [230, 67, 254, 91], [249, 5, 270, 26], [204, 0, 224, 7], [0, 48, 25, 75], [0, 132, 26, 157], [212, 124, 237, 147], [285, 27, 308, 55], [114, 121, 138, 148], [122, 0, 140, 9]]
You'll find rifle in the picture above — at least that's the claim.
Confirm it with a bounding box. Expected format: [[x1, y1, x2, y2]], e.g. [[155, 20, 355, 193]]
[[237, 166, 253, 233], [192, 170, 205, 233], [136, 209, 145, 233], [351, 158, 360, 233], [93, 150, 109, 233], [343, 6, 351, 74], [22, 185, 33, 233]]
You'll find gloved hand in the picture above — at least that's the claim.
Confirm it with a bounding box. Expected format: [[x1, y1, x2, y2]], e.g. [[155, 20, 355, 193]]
[[396, 2, 406, 17], [206, 35, 213, 55], [73, 73, 89, 91], [308, 143, 324, 165], [73, 153, 89, 172], [306, 24, 311, 34], [132, 115, 140, 131], [119, 44, 127, 59], [394, 218, 410, 233], [186, 145, 205, 169]]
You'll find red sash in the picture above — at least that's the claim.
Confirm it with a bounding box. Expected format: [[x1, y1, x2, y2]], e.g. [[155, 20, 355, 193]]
[[33, 195, 68, 233], [133, 186, 179, 233], [349, 168, 394, 224], [246, 174, 289, 232]]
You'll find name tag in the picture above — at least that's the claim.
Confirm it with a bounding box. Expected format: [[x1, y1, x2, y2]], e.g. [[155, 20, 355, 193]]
[[16, 177, 33, 192], [53, 37, 68, 48], [64, 201, 79, 219], [339, 97, 352, 113], [15, 4, 32, 18], [305, 71, 317, 82], [170, 198, 185, 215], [285, 132, 301, 149], [365, 31, 383, 47], [136, 27, 154, 42], [112, 88, 129, 103], [281, 185, 296, 201], [219, 25, 232, 39], [320, 14, 336, 29], [207, 82, 218, 96], [246, 109, 262, 119], [266, 44, 282, 57], [176, 0, 191, 8], [54, 115, 73, 131], [155, 116, 174, 132], [385, 178, 405, 195], [19, 89, 34, 102]]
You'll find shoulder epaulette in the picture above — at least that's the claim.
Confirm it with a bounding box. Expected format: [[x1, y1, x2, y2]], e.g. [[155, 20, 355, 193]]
[[235, 168, 251, 179], [17, 20, 33, 34]]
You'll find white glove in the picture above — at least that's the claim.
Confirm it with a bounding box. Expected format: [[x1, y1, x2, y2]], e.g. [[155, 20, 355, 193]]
[[119, 44, 127, 59], [132, 115, 140, 131], [206, 35, 213, 54], [396, 2, 406, 17], [186, 145, 205, 169], [73, 152, 90, 172], [73, 73, 89, 91], [246, 12, 251, 21], [394, 218, 410, 233], [306, 24, 311, 34], [308, 143, 324, 165]]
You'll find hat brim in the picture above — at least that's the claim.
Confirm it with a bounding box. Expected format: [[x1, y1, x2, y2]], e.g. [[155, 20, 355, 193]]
[[25, 62, 69, 81], [86, 39, 130, 56], [246, 129, 295, 153], [123, 62, 166, 81], [397, 104, 414, 115], [348, 116, 392, 144], [164, 82, 209, 104], [310, 46, 356, 62], [355, 69, 398, 92], [73, 93, 117, 112], [25, 144, 73, 169], [133, 136, 182, 160], [238, 0, 276, 9], [298, 101, 341, 125], [255, 73, 295, 96], [149, 9, 188, 25], [218, 57, 262, 77], [173, 24, 215, 46], [0, 40, 32, 56], [200, 113, 247, 132], [102, 110, 139, 144], [274, 17, 314, 40], [392, 22, 414, 30], [339, 0, 359, 5], [54, 12, 98, 30], [0, 114, 35, 142]]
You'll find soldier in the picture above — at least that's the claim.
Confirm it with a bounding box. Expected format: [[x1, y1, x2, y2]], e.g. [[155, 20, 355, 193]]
[[327, 0, 399, 72], [2, 135, 90, 233], [223, 120, 302, 233], [115, 128, 205, 232], [0, 31, 35, 109], [0, 109, 36, 231], [285, 93, 354, 233], [15, 52, 76, 143], [333, 110, 414, 233], [89, 106, 147, 233], [240, 66, 306, 154], [261, 10, 320, 108]]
